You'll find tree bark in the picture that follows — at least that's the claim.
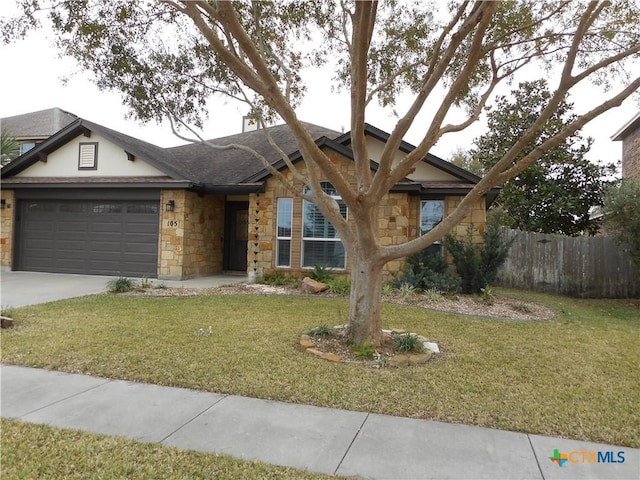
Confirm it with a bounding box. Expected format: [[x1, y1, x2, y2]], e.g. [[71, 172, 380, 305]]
[[348, 251, 385, 347]]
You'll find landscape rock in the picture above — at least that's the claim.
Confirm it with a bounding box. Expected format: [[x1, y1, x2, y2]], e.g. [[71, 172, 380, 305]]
[[423, 341, 440, 353], [408, 352, 432, 365], [301, 277, 329, 294], [388, 354, 410, 367], [307, 348, 341, 362], [1, 316, 14, 329], [299, 338, 315, 349]]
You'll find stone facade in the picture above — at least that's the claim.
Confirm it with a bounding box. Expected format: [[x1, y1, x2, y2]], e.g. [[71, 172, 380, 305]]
[[0, 189, 15, 271], [158, 190, 225, 279], [247, 150, 488, 281], [621, 122, 640, 180]]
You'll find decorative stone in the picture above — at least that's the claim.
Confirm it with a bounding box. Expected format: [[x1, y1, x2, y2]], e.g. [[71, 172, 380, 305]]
[[408, 352, 432, 365], [301, 277, 329, 294], [299, 339, 315, 349], [388, 354, 410, 367], [300, 334, 311, 341], [307, 348, 341, 362], [1, 316, 14, 329], [423, 342, 440, 353], [391, 328, 406, 335]]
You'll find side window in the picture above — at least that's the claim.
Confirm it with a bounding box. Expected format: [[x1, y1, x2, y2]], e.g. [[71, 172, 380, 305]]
[[276, 198, 293, 267], [78, 142, 98, 170], [420, 200, 445, 235]]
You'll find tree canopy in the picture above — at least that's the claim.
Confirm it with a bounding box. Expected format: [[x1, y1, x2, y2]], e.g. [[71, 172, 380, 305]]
[[470, 79, 617, 236], [603, 179, 640, 270], [4, 1, 640, 345]]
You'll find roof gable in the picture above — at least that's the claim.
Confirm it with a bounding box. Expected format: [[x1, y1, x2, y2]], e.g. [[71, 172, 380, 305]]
[[1, 119, 187, 180], [1, 107, 78, 141]]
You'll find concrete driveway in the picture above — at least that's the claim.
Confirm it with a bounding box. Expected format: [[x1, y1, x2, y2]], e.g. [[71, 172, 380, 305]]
[[0, 271, 247, 308]]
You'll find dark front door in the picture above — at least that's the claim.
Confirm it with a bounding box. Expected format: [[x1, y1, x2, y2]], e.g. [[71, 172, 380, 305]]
[[224, 201, 249, 272]]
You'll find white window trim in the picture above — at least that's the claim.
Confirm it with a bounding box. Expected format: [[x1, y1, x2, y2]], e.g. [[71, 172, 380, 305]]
[[275, 198, 293, 268]]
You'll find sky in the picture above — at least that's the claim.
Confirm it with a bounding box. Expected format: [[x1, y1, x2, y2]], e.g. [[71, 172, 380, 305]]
[[0, 4, 637, 167]]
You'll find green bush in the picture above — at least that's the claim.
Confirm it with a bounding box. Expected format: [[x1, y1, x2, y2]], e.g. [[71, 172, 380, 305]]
[[327, 277, 351, 296], [445, 225, 512, 294], [260, 271, 297, 286], [306, 325, 333, 337], [309, 265, 334, 283], [392, 248, 461, 293], [352, 341, 377, 359], [393, 333, 425, 353], [106, 277, 136, 293]]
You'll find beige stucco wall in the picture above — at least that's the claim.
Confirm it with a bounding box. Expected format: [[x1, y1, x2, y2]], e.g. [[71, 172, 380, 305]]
[[158, 190, 225, 280], [16, 132, 166, 177], [0, 189, 15, 271], [248, 149, 488, 281]]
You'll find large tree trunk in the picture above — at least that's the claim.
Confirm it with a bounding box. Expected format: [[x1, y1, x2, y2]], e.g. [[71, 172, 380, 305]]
[[348, 252, 385, 346]]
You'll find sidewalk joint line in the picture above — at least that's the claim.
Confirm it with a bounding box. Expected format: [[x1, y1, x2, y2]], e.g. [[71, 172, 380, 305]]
[[159, 394, 230, 444], [527, 434, 546, 480], [333, 412, 369, 476]]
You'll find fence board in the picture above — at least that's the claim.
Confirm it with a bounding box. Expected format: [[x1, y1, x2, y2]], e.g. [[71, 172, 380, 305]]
[[495, 228, 640, 298]]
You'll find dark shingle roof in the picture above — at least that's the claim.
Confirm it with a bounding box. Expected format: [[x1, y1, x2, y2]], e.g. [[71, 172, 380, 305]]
[[167, 122, 341, 184], [1, 108, 78, 139]]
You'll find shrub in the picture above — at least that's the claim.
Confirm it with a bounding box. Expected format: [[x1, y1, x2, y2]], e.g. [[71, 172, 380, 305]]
[[445, 225, 512, 294], [423, 288, 443, 303], [327, 277, 351, 296], [306, 325, 332, 337], [106, 277, 136, 293], [352, 341, 377, 359], [392, 248, 461, 293], [398, 282, 417, 298], [309, 265, 334, 283], [393, 333, 425, 353], [603, 179, 640, 270], [260, 271, 297, 286]]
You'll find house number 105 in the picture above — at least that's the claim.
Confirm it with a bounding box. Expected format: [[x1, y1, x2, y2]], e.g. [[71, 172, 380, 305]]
[[167, 220, 179, 227]]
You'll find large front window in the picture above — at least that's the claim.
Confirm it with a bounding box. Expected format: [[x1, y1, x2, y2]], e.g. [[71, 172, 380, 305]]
[[302, 182, 347, 269], [420, 200, 444, 235]]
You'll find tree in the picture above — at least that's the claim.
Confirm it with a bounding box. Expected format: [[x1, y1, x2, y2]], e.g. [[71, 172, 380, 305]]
[[5, 1, 640, 346], [1, 130, 20, 166], [449, 147, 485, 177], [471, 80, 617, 236], [603, 179, 640, 269]]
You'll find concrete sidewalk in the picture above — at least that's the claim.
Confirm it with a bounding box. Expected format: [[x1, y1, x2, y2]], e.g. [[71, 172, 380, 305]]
[[0, 271, 247, 308], [1, 365, 637, 479]]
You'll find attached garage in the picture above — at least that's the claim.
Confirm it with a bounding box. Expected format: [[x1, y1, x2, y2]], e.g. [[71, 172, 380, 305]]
[[14, 191, 160, 277]]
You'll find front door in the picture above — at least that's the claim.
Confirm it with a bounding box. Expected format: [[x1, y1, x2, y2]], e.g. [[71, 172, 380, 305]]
[[224, 201, 249, 272]]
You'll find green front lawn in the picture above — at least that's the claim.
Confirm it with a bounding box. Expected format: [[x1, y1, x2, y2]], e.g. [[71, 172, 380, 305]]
[[1, 419, 334, 479], [1, 290, 638, 447]]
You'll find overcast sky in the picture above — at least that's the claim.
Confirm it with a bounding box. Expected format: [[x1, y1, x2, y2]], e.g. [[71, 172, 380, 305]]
[[0, 4, 637, 167]]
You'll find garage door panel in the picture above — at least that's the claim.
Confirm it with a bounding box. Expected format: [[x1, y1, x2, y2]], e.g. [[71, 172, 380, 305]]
[[18, 199, 159, 277]]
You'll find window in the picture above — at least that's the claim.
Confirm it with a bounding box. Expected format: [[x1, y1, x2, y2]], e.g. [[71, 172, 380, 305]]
[[420, 200, 445, 235], [276, 198, 293, 267], [19, 142, 36, 155], [78, 142, 98, 169], [302, 182, 347, 269]]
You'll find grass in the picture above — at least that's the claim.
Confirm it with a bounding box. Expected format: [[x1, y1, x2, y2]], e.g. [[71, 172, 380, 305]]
[[0, 419, 333, 480], [1, 289, 638, 448]]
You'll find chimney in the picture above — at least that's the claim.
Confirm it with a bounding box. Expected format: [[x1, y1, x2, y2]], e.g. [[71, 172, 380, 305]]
[[242, 116, 260, 132]]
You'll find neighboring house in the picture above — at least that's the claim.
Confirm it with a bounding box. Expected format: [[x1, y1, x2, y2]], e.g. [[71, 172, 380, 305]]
[[1, 108, 78, 157], [0, 112, 498, 280], [612, 111, 640, 180]]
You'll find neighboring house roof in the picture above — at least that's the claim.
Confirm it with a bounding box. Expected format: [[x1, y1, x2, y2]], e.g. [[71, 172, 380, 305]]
[[611, 111, 640, 141], [1, 107, 78, 141]]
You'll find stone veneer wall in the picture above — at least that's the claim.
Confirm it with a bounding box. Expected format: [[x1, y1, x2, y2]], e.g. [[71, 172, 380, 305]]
[[0, 189, 15, 271], [247, 151, 488, 281], [158, 190, 224, 279], [621, 124, 640, 180]]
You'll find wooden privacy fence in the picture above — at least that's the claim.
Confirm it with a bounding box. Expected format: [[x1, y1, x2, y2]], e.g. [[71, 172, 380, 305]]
[[495, 228, 640, 298]]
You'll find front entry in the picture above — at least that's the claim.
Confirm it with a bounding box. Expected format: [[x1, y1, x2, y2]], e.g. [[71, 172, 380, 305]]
[[223, 201, 249, 272]]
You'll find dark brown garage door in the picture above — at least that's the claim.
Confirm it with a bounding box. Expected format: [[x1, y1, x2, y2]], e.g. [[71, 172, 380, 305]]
[[16, 199, 159, 277]]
